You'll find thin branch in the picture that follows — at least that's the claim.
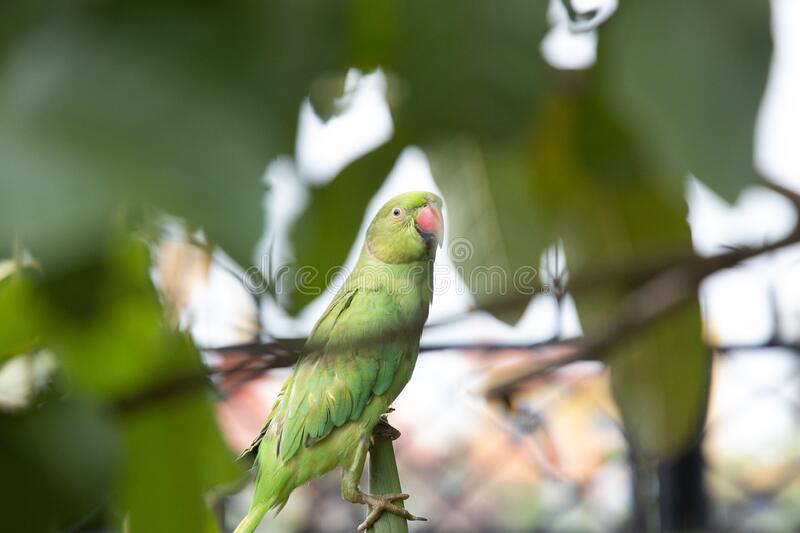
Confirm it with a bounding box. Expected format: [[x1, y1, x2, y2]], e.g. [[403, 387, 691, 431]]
[[208, 336, 571, 360], [119, 182, 800, 412], [485, 183, 800, 399], [115, 372, 212, 414], [114, 351, 296, 413], [117, 336, 800, 414], [713, 340, 800, 355]]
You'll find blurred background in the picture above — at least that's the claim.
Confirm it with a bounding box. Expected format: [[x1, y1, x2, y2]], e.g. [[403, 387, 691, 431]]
[[2, 0, 799, 531]]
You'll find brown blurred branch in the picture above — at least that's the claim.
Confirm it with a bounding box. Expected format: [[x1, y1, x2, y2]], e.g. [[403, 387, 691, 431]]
[[115, 372, 213, 414], [485, 181, 800, 399], [114, 351, 297, 413]]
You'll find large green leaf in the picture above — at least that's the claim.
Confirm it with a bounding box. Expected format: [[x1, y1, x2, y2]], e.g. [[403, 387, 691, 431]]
[[531, 83, 711, 457], [0, 392, 118, 533], [598, 0, 772, 202], [428, 137, 548, 324], [350, 0, 550, 142], [41, 236, 180, 399], [117, 341, 241, 533], [0, 269, 42, 362], [610, 304, 710, 458], [37, 235, 241, 530], [0, 1, 350, 268], [532, 89, 689, 275]]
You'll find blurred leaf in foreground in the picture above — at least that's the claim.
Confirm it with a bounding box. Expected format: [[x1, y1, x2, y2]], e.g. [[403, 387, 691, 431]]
[[429, 137, 547, 324], [21, 233, 241, 532], [0, 268, 42, 362], [597, 0, 772, 202], [351, 0, 550, 142], [118, 338, 241, 533], [41, 235, 182, 400], [0, 391, 117, 532], [0, 1, 351, 269], [610, 304, 709, 458]]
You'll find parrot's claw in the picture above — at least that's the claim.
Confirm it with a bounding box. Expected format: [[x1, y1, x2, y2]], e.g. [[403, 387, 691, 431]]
[[356, 492, 427, 531]]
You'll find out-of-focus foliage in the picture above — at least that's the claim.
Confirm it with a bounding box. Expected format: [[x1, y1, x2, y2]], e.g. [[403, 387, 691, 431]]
[[0, 391, 117, 532], [0, 268, 42, 361], [528, 85, 712, 457], [350, 0, 550, 141], [430, 138, 548, 323], [119, 374, 240, 533], [0, 236, 240, 532], [0, 0, 348, 268], [610, 304, 710, 457], [597, 0, 771, 202], [0, 0, 773, 530]]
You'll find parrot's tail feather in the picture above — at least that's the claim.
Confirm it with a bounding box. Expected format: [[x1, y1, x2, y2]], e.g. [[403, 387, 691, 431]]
[[233, 503, 269, 533]]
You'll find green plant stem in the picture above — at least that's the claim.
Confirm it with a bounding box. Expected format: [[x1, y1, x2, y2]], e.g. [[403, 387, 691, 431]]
[[368, 434, 408, 533]]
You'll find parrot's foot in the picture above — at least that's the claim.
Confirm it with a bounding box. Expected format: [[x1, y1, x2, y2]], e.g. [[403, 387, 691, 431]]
[[356, 491, 427, 532]]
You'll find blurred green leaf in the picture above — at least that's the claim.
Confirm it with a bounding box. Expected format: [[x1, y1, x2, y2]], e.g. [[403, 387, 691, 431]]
[[0, 9, 261, 267], [288, 139, 404, 314], [597, 0, 772, 201], [532, 84, 689, 274], [0, 269, 42, 361], [0, 391, 118, 533], [0, 1, 351, 268], [352, 0, 550, 141], [308, 73, 348, 122], [34, 233, 241, 530], [41, 236, 177, 399], [118, 343, 241, 533], [531, 82, 710, 457], [610, 304, 710, 458], [428, 137, 548, 324]]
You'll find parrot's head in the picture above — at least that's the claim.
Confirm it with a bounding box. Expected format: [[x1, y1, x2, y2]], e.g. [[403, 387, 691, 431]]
[[365, 191, 444, 264]]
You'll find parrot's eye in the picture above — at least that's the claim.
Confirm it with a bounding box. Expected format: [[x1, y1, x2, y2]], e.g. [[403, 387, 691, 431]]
[[390, 206, 404, 220]]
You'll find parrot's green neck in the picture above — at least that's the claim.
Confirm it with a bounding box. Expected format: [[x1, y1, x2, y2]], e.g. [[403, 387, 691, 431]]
[[351, 243, 435, 302]]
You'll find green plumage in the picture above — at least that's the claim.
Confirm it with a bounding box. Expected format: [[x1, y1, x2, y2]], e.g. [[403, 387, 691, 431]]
[[235, 192, 443, 533]]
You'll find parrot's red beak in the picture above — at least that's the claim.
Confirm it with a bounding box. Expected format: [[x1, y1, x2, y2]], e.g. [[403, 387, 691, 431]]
[[415, 204, 443, 248]]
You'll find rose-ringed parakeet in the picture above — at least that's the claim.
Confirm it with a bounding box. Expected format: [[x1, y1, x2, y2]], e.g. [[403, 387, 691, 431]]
[[235, 191, 444, 533]]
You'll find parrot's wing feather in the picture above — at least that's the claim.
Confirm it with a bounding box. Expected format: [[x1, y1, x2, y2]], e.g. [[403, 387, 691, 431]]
[[238, 378, 290, 462], [238, 286, 358, 461], [272, 286, 410, 462], [239, 424, 268, 463]]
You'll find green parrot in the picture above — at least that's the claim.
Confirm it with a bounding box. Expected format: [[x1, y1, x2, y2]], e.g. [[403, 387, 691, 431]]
[[235, 191, 444, 533]]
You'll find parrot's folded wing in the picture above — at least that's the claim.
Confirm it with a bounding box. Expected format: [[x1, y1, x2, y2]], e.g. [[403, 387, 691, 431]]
[[268, 287, 409, 462], [237, 286, 358, 462], [238, 378, 289, 463]]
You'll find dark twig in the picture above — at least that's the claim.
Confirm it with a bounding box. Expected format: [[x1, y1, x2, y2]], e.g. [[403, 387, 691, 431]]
[[115, 372, 213, 414], [485, 182, 800, 399], [117, 182, 800, 412], [208, 336, 571, 360], [118, 331, 800, 414]]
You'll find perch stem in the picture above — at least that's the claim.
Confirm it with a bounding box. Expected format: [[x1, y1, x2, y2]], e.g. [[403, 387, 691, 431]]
[[368, 420, 409, 533]]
